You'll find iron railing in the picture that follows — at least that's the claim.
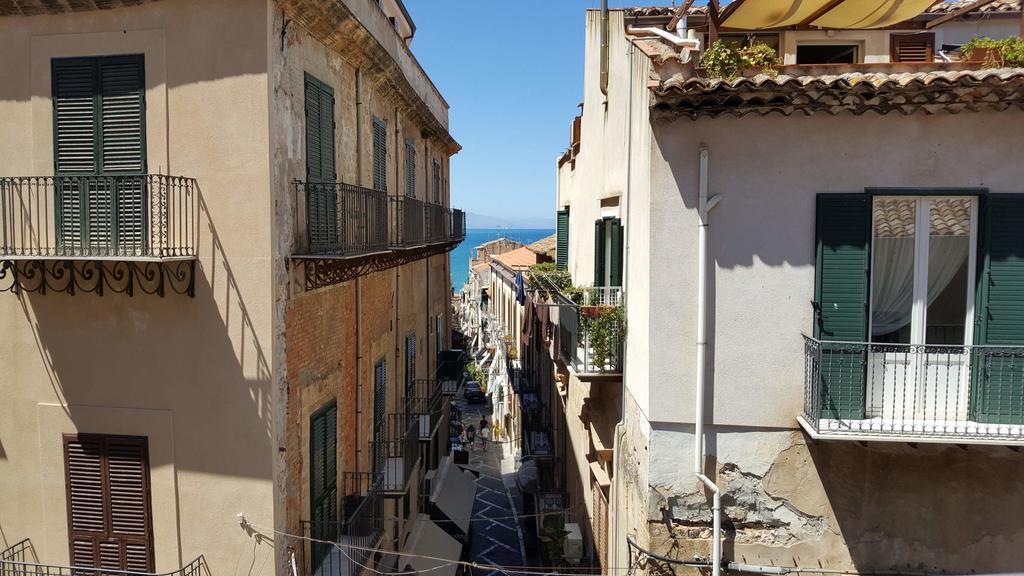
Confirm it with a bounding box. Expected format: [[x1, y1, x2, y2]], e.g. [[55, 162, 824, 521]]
[[425, 202, 449, 243], [389, 196, 425, 248], [0, 539, 206, 576], [370, 413, 419, 492], [408, 378, 444, 440], [803, 335, 1024, 442], [297, 182, 388, 256], [0, 175, 197, 259], [302, 474, 385, 576], [550, 288, 624, 374]]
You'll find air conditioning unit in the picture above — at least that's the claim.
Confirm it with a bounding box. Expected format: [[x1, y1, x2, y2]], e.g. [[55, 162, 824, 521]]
[[563, 523, 583, 565]]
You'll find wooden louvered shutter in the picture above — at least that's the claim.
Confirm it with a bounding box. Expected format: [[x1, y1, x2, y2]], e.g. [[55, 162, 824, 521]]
[[373, 118, 388, 192], [304, 75, 337, 250], [373, 360, 387, 473], [405, 334, 416, 411], [52, 56, 145, 253], [890, 33, 934, 63], [309, 402, 338, 570], [593, 219, 607, 287], [64, 435, 153, 573], [556, 209, 569, 271], [608, 218, 623, 287], [973, 195, 1024, 424], [405, 140, 416, 198], [814, 194, 870, 419], [433, 160, 441, 204]]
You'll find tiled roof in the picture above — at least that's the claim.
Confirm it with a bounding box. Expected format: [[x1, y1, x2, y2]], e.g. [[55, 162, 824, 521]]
[[527, 234, 557, 258], [624, 6, 707, 17], [653, 67, 1024, 119], [929, 0, 1020, 13], [492, 247, 546, 270]]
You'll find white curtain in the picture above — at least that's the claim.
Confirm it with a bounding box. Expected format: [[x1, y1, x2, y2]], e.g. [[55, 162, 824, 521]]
[[871, 235, 968, 338]]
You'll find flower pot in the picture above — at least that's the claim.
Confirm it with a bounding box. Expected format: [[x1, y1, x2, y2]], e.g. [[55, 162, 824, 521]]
[[581, 305, 602, 319], [964, 47, 1004, 67]]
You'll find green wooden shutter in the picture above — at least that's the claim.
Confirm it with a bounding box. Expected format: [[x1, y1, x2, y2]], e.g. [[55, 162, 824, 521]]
[[609, 218, 623, 287], [373, 360, 387, 473], [53, 55, 145, 254], [309, 401, 338, 569], [405, 140, 416, 198], [304, 74, 337, 249], [373, 118, 387, 192], [973, 195, 1024, 424], [556, 209, 569, 271], [814, 194, 870, 419], [99, 57, 146, 254], [594, 219, 607, 287]]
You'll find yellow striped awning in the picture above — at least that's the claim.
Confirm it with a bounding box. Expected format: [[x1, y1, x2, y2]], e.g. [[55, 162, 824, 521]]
[[722, 0, 939, 30]]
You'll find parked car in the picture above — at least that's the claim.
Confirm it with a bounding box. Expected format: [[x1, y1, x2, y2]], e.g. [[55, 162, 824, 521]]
[[464, 380, 486, 404]]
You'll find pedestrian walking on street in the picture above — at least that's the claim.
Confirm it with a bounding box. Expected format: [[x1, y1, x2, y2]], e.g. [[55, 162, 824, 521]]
[[466, 423, 476, 449], [479, 423, 490, 451]]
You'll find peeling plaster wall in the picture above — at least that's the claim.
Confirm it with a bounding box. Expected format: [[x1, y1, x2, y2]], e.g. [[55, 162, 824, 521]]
[[643, 427, 1024, 573]]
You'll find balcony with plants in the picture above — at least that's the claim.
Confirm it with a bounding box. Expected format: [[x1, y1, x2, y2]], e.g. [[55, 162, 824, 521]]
[[528, 263, 625, 375]]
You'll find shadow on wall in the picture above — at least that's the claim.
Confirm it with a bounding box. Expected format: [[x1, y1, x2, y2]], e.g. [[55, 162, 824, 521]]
[[17, 185, 273, 480], [806, 439, 1024, 573]]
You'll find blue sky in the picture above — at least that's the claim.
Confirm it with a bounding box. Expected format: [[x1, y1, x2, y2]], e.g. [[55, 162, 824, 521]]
[[405, 0, 680, 224]]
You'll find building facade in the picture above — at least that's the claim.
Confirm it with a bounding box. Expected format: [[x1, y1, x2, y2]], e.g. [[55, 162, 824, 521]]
[[0, 3, 466, 576], [537, 1, 1024, 574]]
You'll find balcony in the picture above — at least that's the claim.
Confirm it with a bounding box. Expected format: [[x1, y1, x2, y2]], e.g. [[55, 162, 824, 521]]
[[0, 175, 198, 296], [371, 412, 419, 493], [1, 539, 206, 576], [408, 378, 444, 441], [535, 284, 624, 375], [292, 180, 465, 290], [302, 472, 385, 576], [801, 336, 1024, 445]]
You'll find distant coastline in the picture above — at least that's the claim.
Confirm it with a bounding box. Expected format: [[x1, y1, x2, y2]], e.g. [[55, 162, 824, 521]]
[[450, 227, 555, 292]]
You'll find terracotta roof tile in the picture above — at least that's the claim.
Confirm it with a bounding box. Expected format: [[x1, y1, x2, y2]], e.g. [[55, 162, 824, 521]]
[[492, 247, 547, 270], [929, 0, 1020, 13], [654, 66, 1024, 119]]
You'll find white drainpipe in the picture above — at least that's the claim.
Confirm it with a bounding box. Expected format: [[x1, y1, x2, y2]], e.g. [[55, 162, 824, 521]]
[[625, 25, 701, 63], [695, 144, 722, 576]]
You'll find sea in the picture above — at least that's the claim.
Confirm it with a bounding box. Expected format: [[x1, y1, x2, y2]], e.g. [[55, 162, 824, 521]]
[[451, 228, 555, 292]]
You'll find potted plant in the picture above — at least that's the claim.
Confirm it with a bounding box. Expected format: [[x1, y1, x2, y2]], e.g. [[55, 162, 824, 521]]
[[961, 36, 1024, 67]]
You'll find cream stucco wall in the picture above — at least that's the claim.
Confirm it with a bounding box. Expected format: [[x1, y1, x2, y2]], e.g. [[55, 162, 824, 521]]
[[0, 3, 276, 576]]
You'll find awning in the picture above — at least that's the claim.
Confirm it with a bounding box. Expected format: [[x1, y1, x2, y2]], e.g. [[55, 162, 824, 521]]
[[430, 456, 478, 535], [723, 0, 938, 30], [399, 514, 462, 576]]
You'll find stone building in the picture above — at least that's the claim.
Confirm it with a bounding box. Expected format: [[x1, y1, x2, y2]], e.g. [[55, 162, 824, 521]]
[[532, 0, 1024, 574], [0, 2, 465, 576]]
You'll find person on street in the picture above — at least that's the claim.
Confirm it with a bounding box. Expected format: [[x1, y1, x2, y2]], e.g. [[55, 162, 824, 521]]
[[479, 422, 490, 451], [466, 423, 476, 449]]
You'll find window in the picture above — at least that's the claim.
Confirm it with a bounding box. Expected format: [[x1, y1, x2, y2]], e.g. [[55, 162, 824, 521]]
[[890, 33, 935, 63], [64, 434, 153, 572], [405, 333, 417, 410], [593, 217, 623, 287], [433, 160, 442, 204], [373, 117, 387, 192], [556, 209, 570, 271], [373, 360, 387, 473], [405, 139, 416, 198], [309, 401, 338, 570], [53, 55, 146, 253], [436, 314, 445, 355], [304, 73, 337, 249], [814, 192, 1024, 425], [796, 44, 858, 64]]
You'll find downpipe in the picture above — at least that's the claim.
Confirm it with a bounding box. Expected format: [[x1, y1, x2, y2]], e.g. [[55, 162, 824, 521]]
[[695, 144, 722, 576]]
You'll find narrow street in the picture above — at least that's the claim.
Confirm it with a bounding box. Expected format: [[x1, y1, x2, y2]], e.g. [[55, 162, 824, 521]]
[[452, 395, 530, 576]]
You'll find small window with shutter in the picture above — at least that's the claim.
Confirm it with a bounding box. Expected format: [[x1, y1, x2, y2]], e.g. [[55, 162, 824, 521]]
[[63, 434, 153, 572], [52, 55, 147, 254], [405, 140, 416, 198], [373, 118, 388, 192], [890, 33, 934, 63], [304, 74, 338, 250]]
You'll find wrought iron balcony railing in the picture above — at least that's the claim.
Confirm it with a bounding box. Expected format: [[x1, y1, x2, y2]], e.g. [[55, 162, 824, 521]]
[[408, 378, 444, 441], [802, 335, 1024, 443], [297, 181, 388, 256], [371, 412, 419, 492], [0, 175, 197, 260], [302, 473, 384, 576], [0, 539, 206, 576], [294, 181, 463, 258]]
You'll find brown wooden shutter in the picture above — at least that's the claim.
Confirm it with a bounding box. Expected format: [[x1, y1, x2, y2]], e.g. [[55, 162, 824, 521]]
[[890, 33, 934, 63], [64, 435, 154, 572]]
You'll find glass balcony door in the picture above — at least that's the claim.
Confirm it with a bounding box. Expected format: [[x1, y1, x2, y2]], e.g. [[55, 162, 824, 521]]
[[867, 197, 978, 423]]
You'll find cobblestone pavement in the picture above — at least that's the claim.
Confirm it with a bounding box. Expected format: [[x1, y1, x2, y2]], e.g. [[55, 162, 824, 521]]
[[452, 395, 529, 576]]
